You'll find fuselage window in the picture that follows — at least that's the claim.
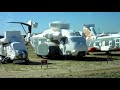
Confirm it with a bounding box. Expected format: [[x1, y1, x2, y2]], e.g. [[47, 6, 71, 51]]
[[95, 42, 99, 46], [99, 42, 101, 46], [116, 39, 119, 42], [109, 41, 112, 46], [40, 39, 46, 43], [61, 37, 68, 44], [105, 41, 109, 46], [89, 42, 91, 46], [75, 32, 81, 36]]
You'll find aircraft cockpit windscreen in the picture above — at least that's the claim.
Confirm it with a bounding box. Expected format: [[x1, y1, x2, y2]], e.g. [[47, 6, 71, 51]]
[[70, 32, 81, 36], [0, 35, 4, 39]]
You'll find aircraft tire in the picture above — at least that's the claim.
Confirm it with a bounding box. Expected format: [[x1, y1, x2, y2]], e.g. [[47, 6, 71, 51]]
[[25, 59, 30, 65], [1, 59, 6, 64], [76, 52, 84, 60], [0, 56, 7, 64]]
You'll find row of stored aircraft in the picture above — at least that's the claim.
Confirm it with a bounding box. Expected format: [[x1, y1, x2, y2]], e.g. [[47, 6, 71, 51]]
[[82, 24, 120, 53], [1, 20, 120, 61], [8, 21, 88, 59], [24, 21, 120, 55], [7, 21, 120, 54]]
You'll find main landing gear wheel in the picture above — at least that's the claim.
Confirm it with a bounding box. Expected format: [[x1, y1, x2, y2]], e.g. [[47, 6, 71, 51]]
[[25, 59, 30, 65], [0, 56, 9, 64]]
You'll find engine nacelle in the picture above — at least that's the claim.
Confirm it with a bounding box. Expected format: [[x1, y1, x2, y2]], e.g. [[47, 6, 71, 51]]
[[44, 31, 62, 41]]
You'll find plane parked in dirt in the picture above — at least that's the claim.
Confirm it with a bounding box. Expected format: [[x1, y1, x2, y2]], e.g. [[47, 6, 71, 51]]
[[82, 24, 120, 53], [9, 20, 88, 59]]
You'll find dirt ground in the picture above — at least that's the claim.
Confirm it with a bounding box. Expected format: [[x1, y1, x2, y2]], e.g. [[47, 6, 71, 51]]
[[1, 52, 120, 78]]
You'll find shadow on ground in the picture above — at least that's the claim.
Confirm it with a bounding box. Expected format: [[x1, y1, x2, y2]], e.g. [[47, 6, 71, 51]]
[[45, 55, 118, 61], [93, 53, 120, 56], [7, 54, 119, 65], [82, 57, 114, 61], [15, 60, 53, 65]]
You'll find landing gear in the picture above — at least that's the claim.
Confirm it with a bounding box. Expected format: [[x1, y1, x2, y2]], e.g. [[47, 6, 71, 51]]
[[76, 52, 85, 60], [24, 59, 30, 65], [106, 51, 110, 55], [0, 56, 10, 64], [0, 56, 3, 64]]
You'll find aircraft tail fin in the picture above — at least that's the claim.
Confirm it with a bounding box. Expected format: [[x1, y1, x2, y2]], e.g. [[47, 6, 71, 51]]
[[82, 24, 97, 40]]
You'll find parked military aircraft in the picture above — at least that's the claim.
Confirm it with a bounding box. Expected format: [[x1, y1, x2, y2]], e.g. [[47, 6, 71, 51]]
[[82, 24, 120, 53], [8, 20, 38, 45], [0, 31, 29, 64], [8, 20, 88, 59], [30, 21, 88, 59]]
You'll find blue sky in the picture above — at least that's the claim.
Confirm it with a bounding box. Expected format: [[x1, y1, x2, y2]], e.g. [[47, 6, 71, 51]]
[[0, 12, 120, 35]]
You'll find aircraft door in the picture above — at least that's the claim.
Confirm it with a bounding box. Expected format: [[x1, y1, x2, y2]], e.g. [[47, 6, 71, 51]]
[[102, 41, 105, 46], [94, 41, 99, 48], [109, 40, 112, 46], [115, 38, 120, 48]]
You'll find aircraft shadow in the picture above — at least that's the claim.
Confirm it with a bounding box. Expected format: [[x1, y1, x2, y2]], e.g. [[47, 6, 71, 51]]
[[16, 61, 53, 65], [82, 57, 114, 61], [93, 53, 120, 56], [47, 55, 117, 61], [15, 55, 119, 65]]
